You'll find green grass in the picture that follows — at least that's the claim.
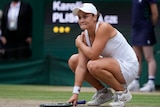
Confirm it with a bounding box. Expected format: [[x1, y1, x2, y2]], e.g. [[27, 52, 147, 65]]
[[0, 84, 160, 107], [0, 84, 92, 101]]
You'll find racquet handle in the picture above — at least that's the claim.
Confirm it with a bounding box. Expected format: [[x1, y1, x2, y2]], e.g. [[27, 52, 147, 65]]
[[76, 100, 86, 104]]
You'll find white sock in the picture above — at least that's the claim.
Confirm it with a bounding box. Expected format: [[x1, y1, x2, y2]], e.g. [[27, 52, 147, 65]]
[[148, 76, 155, 84]]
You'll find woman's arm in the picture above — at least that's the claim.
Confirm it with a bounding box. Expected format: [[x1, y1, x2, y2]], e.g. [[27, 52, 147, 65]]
[[67, 48, 88, 105], [74, 48, 88, 87], [150, 3, 159, 26], [76, 23, 116, 60]]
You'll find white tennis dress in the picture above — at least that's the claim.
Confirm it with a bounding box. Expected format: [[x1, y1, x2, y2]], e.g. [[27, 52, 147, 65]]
[[84, 22, 139, 85]]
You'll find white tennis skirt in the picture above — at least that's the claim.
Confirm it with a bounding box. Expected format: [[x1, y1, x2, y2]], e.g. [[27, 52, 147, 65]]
[[117, 59, 139, 86]]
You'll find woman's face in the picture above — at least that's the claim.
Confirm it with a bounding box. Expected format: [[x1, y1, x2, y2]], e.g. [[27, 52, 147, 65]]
[[77, 10, 96, 30]]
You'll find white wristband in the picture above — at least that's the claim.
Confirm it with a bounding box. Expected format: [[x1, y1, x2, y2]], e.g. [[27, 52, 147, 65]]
[[73, 86, 81, 94]]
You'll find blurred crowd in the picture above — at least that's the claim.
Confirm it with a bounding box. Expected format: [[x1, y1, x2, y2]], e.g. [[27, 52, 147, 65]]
[[0, 0, 32, 60]]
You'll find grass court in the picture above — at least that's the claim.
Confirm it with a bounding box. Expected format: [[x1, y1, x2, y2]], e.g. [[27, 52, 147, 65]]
[[0, 84, 160, 107]]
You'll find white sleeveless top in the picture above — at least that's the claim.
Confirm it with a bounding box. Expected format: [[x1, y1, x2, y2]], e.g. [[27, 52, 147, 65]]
[[84, 22, 137, 63]]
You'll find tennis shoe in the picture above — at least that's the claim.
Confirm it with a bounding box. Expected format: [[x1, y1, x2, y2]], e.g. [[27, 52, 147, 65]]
[[128, 80, 140, 91], [87, 88, 113, 106], [140, 82, 155, 92], [109, 88, 132, 107]]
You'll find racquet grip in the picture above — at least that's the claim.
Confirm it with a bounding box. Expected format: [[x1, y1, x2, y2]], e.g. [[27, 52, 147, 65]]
[[76, 100, 86, 104]]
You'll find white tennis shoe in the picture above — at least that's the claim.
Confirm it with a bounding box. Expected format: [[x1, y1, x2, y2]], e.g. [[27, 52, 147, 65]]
[[109, 88, 132, 107], [87, 88, 113, 106], [140, 82, 155, 92], [128, 80, 140, 91]]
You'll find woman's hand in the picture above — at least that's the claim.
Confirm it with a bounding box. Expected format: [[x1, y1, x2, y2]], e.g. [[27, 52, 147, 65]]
[[75, 32, 84, 48], [67, 94, 79, 106]]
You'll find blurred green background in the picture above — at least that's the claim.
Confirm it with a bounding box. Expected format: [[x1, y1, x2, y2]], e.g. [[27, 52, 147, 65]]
[[0, 0, 160, 87]]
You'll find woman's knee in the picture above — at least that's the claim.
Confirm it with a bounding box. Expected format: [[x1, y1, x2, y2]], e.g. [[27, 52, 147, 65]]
[[68, 54, 78, 72], [87, 60, 99, 74], [87, 60, 114, 79]]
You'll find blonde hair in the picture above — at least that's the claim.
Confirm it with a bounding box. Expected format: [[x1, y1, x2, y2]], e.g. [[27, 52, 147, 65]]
[[92, 11, 100, 22]]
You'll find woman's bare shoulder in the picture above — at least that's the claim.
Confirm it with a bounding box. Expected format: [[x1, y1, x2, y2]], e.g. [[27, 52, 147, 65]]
[[97, 22, 116, 38], [98, 22, 114, 32], [99, 22, 111, 27]]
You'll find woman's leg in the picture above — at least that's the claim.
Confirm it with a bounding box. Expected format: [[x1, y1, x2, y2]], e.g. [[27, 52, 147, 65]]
[[143, 46, 156, 78], [68, 54, 104, 90], [139, 46, 157, 92], [87, 57, 133, 106], [68, 54, 114, 106], [133, 46, 143, 77], [87, 58, 126, 91]]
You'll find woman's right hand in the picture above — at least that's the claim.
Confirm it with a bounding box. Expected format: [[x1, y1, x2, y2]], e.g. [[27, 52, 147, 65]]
[[67, 94, 79, 106]]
